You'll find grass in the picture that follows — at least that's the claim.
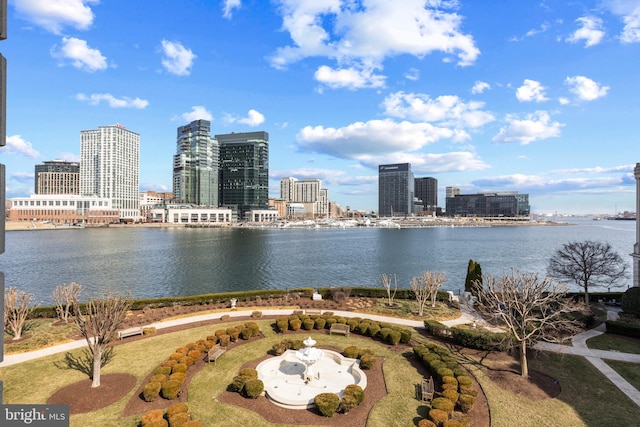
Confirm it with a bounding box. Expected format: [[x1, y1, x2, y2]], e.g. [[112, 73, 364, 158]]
[[3, 318, 77, 354], [356, 298, 460, 321], [605, 360, 640, 391], [587, 333, 640, 354]]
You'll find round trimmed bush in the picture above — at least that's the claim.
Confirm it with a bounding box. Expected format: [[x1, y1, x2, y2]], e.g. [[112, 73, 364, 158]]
[[338, 394, 358, 414], [169, 372, 186, 384], [161, 380, 182, 400], [418, 419, 437, 427], [324, 317, 337, 328], [314, 318, 326, 329], [359, 353, 376, 370], [144, 420, 168, 427], [239, 368, 258, 378], [218, 335, 230, 347], [289, 319, 302, 331], [140, 409, 164, 426], [358, 322, 371, 335], [343, 346, 360, 359], [442, 383, 458, 392], [302, 319, 315, 330], [399, 329, 412, 343], [314, 393, 340, 417], [347, 319, 359, 331], [436, 367, 454, 381], [443, 420, 464, 427], [175, 347, 188, 355], [143, 382, 162, 402], [432, 397, 455, 413], [344, 384, 364, 404], [367, 324, 381, 337], [161, 359, 177, 368], [167, 412, 189, 427], [166, 403, 189, 417], [155, 366, 172, 376], [456, 375, 473, 388], [379, 327, 393, 341], [169, 353, 185, 362], [457, 394, 475, 413], [622, 287, 640, 317], [240, 328, 252, 340], [172, 364, 188, 374], [214, 329, 226, 337], [387, 331, 401, 345], [442, 389, 459, 403], [183, 356, 194, 366], [429, 408, 449, 425], [442, 376, 458, 386], [243, 378, 264, 399], [183, 422, 202, 427], [187, 350, 201, 361], [276, 319, 288, 332], [150, 374, 167, 384]]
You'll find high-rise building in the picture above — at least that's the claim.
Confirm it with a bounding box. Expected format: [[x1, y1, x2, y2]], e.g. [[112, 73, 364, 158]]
[[80, 124, 140, 220], [34, 160, 80, 195], [172, 120, 219, 206], [445, 186, 460, 199], [280, 177, 297, 201], [415, 177, 438, 212], [378, 163, 414, 217], [217, 131, 269, 219]]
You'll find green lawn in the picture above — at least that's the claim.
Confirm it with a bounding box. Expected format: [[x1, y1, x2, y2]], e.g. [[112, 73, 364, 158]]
[[587, 333, 640, 354]]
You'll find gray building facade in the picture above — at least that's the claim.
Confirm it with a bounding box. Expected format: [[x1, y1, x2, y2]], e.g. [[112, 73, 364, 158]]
[[445, 192, 530, 217], [34, 160, 80, 195], [378, 163, 414, 217], [172, 120, 219, 206], [217, 131, 269, 219], [415, 177, 438, 212]]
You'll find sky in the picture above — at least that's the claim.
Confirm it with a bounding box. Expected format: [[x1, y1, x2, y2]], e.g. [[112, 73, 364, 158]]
[[1, 0, 639, 215]]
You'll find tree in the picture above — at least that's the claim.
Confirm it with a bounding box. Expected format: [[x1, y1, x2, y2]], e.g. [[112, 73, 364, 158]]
[[464, 259, 483, 296], [380, 273, 398, 307], [4, 287, 38, 340], [52, 282, 83, 323], [411, 271, 447, 316], [548, 240, 628, 307], [73, 291, 131, 388], [474, 270, 581, 378]]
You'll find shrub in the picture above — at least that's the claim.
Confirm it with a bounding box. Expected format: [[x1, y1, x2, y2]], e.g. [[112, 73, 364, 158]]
[[175, 347, 189, 355], [169, 353, 184, 362], [324, 317, 337, 328], [243, 378, 264, 398], [367, 324, 381, 337], [239, 368, 258, 378], [214, 329, 226, 337], [418, 419, 437, 427], [183, 356, 194, 366], [140, 409, 165, 426], [183, 421, 202, 427], [442, 383, 458, 392], [338, 394, 359, 414], [169, 372, 186, 384], [314, 393, 340, 417], [172, 363, 188, 374], [347, 319, 360, 331], [343, 346, 360, 359], [302, 319, 315, 330], [442, 376, 458, 386], [289, 318, 302, 331], [161, 380, 182, 400], [314, 318, 326, 329], [218, 335, 230, 347], [166, 403, 189, 417], [155, 366, 172, 376], [387, 331, 401, 345], [457, 394, 475, 413], [622, 287, 640, 318], [167, 412, 189, 427], [605, 320, 640, 338], [144, 421, 168, 427], [379, 327, 393, 341], [436, 367, 454, 381], [220, 314, 230, 321], [442, 389, 459, 403], [399, 328, 412, 343], [442, 420, 463, 427], [276, 319, 289, 332], [143, 327, 157, 336], [359, 354, 376, 370], [142, 382, 162, 402], [251, 310, 262, 318], [456, 376, 473, 388], [240, 328, 252, 340], [187, 350, 201, 361], [450, 411, 471, 426], [358, 322, 371, 335], [150, 374, 167, 384], [429, 408, 449, 426], [344, 384, 364, 405], [432, 397, 455, 413], [161, 359, 178, 368]]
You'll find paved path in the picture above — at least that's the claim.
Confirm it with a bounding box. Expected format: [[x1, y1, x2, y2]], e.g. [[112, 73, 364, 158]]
[[2, 305, 639, 409]]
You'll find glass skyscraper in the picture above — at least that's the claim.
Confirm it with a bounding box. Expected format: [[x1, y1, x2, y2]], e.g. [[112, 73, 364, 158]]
[[172, 120, 219, 206], [216, 131, 269, 219], [378, 163, 414, 217], [414, 176, 438, 212]]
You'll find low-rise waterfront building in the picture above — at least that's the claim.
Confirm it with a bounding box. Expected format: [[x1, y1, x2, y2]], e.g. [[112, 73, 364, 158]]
[[8, 194, 119, 225], [445, 192, 530, 217]]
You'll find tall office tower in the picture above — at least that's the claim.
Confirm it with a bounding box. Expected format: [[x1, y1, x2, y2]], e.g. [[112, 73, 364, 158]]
[[172, 120, 219, 206], [80, 124, 140, 220], [34, 160, 80, 195], [378, 163, 414, 217], [216, 131, 269, 219], [294, 178, 322, 203], [445, 186, 460, 199], [415, 177, 438, 212], [280, 177, 297, 201]]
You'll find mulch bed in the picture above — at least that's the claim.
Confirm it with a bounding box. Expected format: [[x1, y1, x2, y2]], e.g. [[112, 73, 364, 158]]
[[48, 373, 137, 414]]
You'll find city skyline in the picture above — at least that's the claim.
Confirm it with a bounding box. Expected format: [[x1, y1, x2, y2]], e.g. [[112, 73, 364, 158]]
[[2, 1, 639, 214]]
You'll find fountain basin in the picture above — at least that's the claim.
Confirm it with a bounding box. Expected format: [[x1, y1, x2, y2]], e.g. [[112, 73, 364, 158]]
[[256, 349, 367, 409]]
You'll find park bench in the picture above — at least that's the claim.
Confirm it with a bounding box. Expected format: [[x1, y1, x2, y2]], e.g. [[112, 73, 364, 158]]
[[118, 326, 143, 340], [421, 376, 434, 402], [305, 309, 322, 315], [329, 323, 350, 336], [207, 343, 227, 363]]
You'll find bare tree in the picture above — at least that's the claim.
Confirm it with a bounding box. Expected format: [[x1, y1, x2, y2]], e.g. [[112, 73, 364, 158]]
[[380, 273, 398, 307], [475, 270, 581, 378], [73, 291, 131, 388], [52, 282, 83, 323], [411, 271, 447, 316], [548, 240, 628, 307], [4, 287, 37, 340]]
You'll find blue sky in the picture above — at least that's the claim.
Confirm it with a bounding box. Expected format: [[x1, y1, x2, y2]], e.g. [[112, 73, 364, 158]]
[[2, 0, 639, 215]]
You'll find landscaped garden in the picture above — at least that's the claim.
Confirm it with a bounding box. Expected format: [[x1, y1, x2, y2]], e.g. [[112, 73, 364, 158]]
[[2, 290, 640, 426]]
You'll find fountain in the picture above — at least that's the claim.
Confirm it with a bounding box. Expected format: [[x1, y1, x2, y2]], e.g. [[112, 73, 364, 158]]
[[256, 337, 368, 409]]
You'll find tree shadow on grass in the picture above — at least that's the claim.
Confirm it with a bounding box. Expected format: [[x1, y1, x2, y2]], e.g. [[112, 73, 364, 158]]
[[54, 347, 115, 379]]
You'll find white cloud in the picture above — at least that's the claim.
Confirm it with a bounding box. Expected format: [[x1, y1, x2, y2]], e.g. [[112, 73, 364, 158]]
[[567, 16, 605, 47], [296, 118, 465, 160], [314, 65, 386, 90], [382, 91, 494, 129], [404, 68, 420, 81], [181, 106, 213, 122], [516, 79, 548, 102], [76, 93, 149, 109], [224, 109, 266, 127], [51, 37, 107, 72], [552, 164, 634, 174], [160, 40, 196, 76], [222, 0, 241, 19], [558, 97, 570, 105], [14, 0, 98, 34], [5, 135, 41, 158], [565, 75, 609, 101], [57, 152, 81, 162], [270, 0, 479, 89], [357, 151, 490, 174], [471, 81, 490, 94], [602, 0, 640, 43], [492, 111, 563, 145]]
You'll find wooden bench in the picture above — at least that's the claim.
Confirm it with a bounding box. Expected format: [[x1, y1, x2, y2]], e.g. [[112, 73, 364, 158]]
[[421, 376, 434, 402], [118, 327, 143, 340], [329, 323, 350, 336], [207, 343, 227, 363]]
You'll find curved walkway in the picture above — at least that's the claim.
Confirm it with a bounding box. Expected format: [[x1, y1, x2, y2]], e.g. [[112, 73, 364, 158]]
[[2, 306, 639, 409]]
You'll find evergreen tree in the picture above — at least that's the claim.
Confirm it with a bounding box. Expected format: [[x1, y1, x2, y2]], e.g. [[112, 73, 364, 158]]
[[464, 259, 483, 295]]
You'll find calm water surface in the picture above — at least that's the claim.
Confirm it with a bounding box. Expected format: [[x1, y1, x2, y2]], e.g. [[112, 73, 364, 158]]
[[1, 218, 635, 304]]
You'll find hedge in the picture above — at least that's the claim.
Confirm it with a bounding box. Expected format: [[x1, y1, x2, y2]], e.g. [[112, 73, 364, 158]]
[[605, 320, 640, 338]]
